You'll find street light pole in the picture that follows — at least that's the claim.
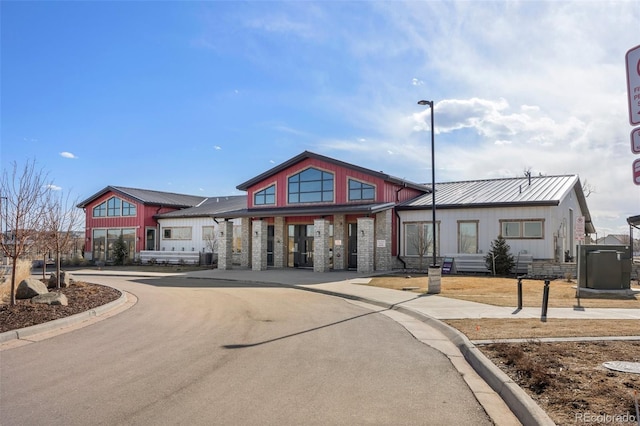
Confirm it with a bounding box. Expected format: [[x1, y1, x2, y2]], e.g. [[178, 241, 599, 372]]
[[418, 100, 440, 294], [417, 100, 437, 267]]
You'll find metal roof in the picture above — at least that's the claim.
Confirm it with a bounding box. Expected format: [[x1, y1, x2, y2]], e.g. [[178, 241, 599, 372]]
[[155, 196, 247, 218], [215, 202, 397, 219], [236, 151, 427, 193], [77, 186, 207, 208], [398, 174, 595, 232]]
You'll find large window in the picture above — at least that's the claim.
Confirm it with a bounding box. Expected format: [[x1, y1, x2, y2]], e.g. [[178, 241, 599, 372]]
[[162, 227, 192, 240], [288, 168, 334, 203], [93, 197, 136, 218], [404, 222, 438, 256], [92, 228, 135, 262], [348, 179, 375, 201], [500, 219, 544, 239], [458, 221, 478, 254], [254, 185, 275, 205]]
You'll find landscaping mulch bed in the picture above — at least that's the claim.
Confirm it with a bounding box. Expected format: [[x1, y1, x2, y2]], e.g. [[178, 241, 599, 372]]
[[0, 281, 121, 333]]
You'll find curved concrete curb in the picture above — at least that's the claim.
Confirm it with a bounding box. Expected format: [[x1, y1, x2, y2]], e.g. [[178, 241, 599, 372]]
[[290, 284, 555, 426], [393, 305, 555, 426], [0, 287, 129, 344]]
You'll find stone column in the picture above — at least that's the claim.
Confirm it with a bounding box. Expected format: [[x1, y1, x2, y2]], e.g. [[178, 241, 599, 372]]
[[217, 221, 234, 270], [252, 220, 268, 271], [240, 217, 251, 268], [332, 214, 346, 270], [357, 217, 375, 273], [374, 209, 392, 271], [274, 217, 286, 268], [313, 218, 330, 272]]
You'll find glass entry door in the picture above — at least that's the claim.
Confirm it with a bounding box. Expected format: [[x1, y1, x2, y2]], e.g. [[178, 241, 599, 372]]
[[288, 224, 314, 268], [348, 223, 358, 269]]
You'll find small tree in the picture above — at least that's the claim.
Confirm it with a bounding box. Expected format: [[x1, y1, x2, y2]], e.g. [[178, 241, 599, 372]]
[[0, 160, 50, 305], [43, 190, 82, 288], [112, 235, 128, 266], [408, 223, 433, 271], [485, 235, 515, 275]]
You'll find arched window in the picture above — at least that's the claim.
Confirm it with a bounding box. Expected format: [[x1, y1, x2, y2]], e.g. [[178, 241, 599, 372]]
[[288, 168, 334, 203]]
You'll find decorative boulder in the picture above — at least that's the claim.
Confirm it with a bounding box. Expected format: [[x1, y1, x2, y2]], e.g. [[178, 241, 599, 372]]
[[32, 292, 68, 306], [47, 271, 74, 288], [16, 278, 49, 299]]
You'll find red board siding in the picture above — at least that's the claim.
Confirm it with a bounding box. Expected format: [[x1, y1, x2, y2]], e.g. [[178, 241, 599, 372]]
[[82, 191, 182, 252], [247, 157, 414, 208]]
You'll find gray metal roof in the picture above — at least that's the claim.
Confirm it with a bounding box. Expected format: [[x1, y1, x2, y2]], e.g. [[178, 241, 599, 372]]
[[236, 151, 427, 193], [399, 175, 579, 208], [155, 196, 247, 218], [215, 202, 397, 219], [398, 174, 595, 232], [77, 186, 207, 208]]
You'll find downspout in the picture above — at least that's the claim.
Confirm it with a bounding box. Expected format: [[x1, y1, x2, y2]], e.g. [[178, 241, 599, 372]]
[[394, 183, 407, 269]]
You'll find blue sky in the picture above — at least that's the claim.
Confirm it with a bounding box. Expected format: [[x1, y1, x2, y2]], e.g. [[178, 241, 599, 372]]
[[2, 1, 639, 237]]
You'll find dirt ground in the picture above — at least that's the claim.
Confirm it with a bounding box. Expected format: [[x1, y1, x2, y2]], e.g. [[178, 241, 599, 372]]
[[369, 275, 640, 425]]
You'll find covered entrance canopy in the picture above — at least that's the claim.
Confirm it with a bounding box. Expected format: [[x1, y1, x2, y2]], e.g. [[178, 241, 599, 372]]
[[217, 202, 396, 272]]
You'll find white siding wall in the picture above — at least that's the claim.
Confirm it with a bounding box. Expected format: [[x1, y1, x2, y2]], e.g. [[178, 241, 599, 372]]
[[556, 188, 585, 259], [398, 201, 583, 260], [158, 217, 218, 253]]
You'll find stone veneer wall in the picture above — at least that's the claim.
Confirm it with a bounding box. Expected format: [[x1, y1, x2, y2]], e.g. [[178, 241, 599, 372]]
[[374, 210, 392, 271], [314, 219, 330, 272], [274, 217, 286, 268], [333, 214, 346, 270], [357, 217, 375, 273], [240, 217, 251, 268], [217, 221, 234, 270], [251, 220, 268, 271]]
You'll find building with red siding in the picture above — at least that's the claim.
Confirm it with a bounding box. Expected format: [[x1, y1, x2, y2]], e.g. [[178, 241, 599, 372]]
[[216, 151, 428, 272], [77, 187, 206, 262]]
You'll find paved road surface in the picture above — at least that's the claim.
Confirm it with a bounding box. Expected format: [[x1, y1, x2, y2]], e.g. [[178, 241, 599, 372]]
[[1, 275, 492, 425]]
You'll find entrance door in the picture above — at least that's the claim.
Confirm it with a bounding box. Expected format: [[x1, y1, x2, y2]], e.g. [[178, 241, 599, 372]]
[[145, 228, 156, 251], [348, 223, 358, 269], [291, 225, 314, 268], [267, 225, 274, 266]]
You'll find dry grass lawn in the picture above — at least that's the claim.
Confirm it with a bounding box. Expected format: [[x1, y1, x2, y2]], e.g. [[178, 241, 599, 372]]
[[367, 275, 640, 340]]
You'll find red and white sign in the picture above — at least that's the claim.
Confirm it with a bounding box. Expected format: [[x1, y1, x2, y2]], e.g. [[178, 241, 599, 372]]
[[575, 216, 585, 242], [626, 44, 640, 126], [633, 128, 640, 154], [634, 158, 640, 186]]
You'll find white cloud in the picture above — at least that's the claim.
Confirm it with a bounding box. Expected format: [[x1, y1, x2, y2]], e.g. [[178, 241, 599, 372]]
[[214, 146, 222, 151], [46, 184, 61, 191], [60, 152, 78, 159]]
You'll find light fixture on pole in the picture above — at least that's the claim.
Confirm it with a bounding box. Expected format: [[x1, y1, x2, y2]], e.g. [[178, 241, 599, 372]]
[[417, 100, 437, 268], [417, 100, 440, 294]]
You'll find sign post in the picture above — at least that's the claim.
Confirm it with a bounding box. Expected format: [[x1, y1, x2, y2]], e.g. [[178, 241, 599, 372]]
[[632, 128, 640, 154], [626, 45, 640, 126], [634, 158, 640, 186]]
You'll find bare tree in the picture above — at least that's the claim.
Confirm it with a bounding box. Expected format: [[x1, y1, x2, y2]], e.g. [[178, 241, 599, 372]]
[[408, 223, 433, 271], [0, 160, 50, 305], [581, 179, 595, 198], [43, 190, 82, 289]]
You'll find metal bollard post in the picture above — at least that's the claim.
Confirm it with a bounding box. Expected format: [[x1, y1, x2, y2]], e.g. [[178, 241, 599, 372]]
[[541, 279, 550, 322], [517, 277, 523, 310]]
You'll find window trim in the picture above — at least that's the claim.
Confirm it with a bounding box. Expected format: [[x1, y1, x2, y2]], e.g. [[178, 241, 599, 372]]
[[457, 220, 479, 254], [162, 226, 192, 240], [254, 183, 276, 206], [499, 219, 545, 239], [403, 221, 439, 257], [347, 178, 376, 202], [287, 167, 334, 205]]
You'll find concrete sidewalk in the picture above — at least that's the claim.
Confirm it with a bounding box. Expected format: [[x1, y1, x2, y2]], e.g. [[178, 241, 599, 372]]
[[179, 267, 640, 320]]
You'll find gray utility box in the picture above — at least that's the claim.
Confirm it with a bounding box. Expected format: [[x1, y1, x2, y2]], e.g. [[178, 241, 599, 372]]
[[578, 244, 632, 290]]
